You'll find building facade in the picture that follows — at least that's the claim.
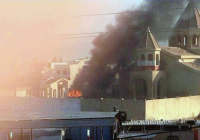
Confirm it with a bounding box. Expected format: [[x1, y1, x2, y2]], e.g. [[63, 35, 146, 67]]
[[27, 58, 89, 98]]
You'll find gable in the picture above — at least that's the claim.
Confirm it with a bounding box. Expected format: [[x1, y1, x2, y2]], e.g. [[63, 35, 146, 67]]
[[174, 1, 200, 29]]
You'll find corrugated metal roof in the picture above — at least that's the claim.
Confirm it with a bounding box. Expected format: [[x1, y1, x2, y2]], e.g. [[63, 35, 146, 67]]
[[0, 111, 117, 121], [0, 111, 117, 129]]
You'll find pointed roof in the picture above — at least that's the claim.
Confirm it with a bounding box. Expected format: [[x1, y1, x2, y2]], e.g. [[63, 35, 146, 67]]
[[138, 28, 160, 50], [174, 1, 200, 29]]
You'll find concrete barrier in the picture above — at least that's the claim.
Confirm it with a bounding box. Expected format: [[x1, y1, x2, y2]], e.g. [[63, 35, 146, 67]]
[[145, 96, 200, 120]]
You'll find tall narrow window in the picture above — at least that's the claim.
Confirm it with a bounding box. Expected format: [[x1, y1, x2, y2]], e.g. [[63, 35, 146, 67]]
[[183, 35, 188, 46], [156, 54, 159, 65], [148, 54, 153, 61], [53, 89, 57, 98], [178, 36, 181, 46], [193, 35, 198, 46], [141, 54, 145, 61], [148, 54, 153, 66]]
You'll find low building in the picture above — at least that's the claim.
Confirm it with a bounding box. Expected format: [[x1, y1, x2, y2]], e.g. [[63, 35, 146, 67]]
[[26, 58, 89, 98]]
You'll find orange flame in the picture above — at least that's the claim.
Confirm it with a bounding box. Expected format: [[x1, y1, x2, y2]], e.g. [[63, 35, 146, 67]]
[[68, 90, 82, 98]]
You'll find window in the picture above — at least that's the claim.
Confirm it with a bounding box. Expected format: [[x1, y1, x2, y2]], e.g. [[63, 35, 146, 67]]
[[177, 36, 181, 46], [141, 54, 145, 61], [193, 35, 198, 46], [63, 70, 67, 75], [57, 70, 61, 75], [53, 89, 56, 98], [156, 54, 159, 65], [183, 35, 188, 46], [148, 54, 153, 61]]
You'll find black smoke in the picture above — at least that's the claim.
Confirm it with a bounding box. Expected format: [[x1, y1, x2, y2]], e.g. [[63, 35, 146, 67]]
[[72, 0, 191, 98]]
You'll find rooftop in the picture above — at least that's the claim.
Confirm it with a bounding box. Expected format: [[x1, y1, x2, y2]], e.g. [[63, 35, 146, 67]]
[[41, 77, 70, 85], [180, 60, 200, 71], [138, 29, 160, 50], [0, 111, 117, 121], [0, 111, 117, 129], [174, 1, 200, 29], [161, 47, 200, 58]]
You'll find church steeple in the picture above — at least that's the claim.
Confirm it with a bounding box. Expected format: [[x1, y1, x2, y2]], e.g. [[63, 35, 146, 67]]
[[136, 28, 161, 71], [174, 0, 200, 29], [138, 27, 160, 50], [169, 1, 200, 54]]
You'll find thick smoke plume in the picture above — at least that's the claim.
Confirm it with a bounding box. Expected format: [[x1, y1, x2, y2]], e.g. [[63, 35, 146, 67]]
[[72, 0, 191, 98]]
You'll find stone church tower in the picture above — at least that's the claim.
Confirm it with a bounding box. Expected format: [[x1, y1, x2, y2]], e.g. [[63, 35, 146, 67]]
[[169, 0, 200, 54], [129, 28, 166, 100]]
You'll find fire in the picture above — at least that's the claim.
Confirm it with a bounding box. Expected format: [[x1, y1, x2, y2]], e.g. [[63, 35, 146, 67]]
[[68, 90, 82, 98]]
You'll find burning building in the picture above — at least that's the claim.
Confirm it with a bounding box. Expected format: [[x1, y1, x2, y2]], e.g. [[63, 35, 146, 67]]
[[25, 58, 89, 98], [72, 0, 191, 98]]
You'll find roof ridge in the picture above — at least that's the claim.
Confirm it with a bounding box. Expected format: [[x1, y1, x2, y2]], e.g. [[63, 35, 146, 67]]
[[174, 1, 200, 29]]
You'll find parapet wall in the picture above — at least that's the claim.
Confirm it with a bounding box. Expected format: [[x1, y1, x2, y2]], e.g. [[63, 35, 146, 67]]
[[146, 96, 200, 120]]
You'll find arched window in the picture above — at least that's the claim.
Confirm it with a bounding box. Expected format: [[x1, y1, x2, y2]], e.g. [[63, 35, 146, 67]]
[[177, 36, 181, 46], [193, 35, 198, 46], [49, 88, 52, 98], [156, 54, 159, 65], [148, 54, 153, 66], [53, 89, 56, 98], [141, 54, 145, 61], [183, 35, 188, 46], [148, 54, 153, 61]]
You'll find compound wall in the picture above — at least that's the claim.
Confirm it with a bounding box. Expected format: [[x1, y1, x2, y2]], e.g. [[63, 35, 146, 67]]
[[146, 95, 200, 120], [81, 99, 145, 120]]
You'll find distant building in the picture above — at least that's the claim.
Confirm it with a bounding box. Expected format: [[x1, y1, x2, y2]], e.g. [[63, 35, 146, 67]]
[[27, 58, 90, 98]]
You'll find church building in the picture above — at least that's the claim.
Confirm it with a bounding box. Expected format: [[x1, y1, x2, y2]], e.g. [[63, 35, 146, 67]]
[[120, 1, 200, 100]]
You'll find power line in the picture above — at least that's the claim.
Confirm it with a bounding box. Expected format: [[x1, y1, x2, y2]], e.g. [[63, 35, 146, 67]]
[[62, 27, 173, 36], [61, 27, 189, 40]]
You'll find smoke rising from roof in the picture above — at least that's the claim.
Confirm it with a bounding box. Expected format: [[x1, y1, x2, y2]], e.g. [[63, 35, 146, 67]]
[[72, 0, 191, 97]]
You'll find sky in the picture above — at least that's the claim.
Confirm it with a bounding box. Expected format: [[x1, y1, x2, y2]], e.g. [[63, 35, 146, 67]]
[[0, 0, 144, 80], [0, 0, 143, 65]]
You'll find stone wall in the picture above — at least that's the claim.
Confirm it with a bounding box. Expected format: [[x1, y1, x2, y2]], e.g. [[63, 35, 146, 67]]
[[146, 95, 200, 120]]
